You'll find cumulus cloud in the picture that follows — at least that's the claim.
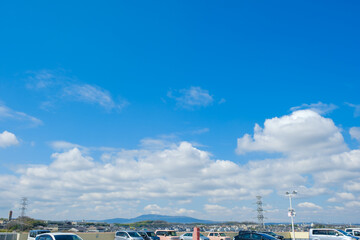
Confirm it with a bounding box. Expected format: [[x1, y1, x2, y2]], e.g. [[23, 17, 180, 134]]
[[3, 110, 360, 221], [290, 102, 337, 115], [26, 69, 128, 111], [0, 131, 19, 148], [167, 87, 214, 109], [0, 103, 42, 127], [298, 202, 322, 210], [236, 110, 348, 157]]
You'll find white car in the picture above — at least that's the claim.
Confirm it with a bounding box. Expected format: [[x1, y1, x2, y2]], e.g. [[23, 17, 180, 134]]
[[28, 230, 51, 240], [35, 233, 84, 240], [115, 231, 144, 240], [309, 229, 358, 240]]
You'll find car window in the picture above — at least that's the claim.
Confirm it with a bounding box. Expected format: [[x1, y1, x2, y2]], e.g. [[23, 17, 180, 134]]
[[241, 233, 251, 239], [147, 233, 156, 237], [252, 234, 262, 240], [54, 235, 82, 240], [219, 234, 226, 237], [354, 231, 360, 236], [129, 232, 141, 238], [313, 230, 327, 235]]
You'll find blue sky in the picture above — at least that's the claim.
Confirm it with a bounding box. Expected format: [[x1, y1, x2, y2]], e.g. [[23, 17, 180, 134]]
[[1, 1, 360, 223]]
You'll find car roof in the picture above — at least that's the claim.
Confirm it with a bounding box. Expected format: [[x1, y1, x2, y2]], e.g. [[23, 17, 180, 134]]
[[39, 233, 79, 236]]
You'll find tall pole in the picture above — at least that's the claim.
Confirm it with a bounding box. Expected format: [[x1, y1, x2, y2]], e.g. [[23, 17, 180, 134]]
[[286, 191, 297, 240]]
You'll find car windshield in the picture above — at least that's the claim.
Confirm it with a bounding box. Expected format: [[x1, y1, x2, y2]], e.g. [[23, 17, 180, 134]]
[[264, 233, 276, 237], [146, 232, 156, 237], [129, 232, 141, 238], [167, 232, 176, 236], [337, 230, 351, 236], [219, 233, 226, 237], [54, 235, 82, 240]]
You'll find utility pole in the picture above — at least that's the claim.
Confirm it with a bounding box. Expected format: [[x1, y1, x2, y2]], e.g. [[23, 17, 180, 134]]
[[256, 196, 265, 230], [286, 191, 297, 240]]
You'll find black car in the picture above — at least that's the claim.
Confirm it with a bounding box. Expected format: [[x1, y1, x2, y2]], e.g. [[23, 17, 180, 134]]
[[233, 232, 278, 240], [260, 232, 284, 240]]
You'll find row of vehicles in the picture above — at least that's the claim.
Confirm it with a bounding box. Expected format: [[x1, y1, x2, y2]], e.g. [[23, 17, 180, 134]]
[[28, 227, 360, 240], [29, 229, 282, 240], [309, 229, 360, 240], [233, 230, 284, 240], [115, 230, 231, 240]]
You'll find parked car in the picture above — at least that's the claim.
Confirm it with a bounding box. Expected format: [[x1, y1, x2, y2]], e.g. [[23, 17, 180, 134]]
[[259, 232, 284, 240], [233, 232, 277, 240], [138, 231, 160, 240], [345, 229, 360, 237], [309, 229, 358, 240], [180, 233, 209, 240], [208, 232, 231, 240], [155, 230, 179, 240], [28, 230, 51, 240], [35, 233, 83, 240], [337, 230, 360, 240], [115, 231, 144, 240]]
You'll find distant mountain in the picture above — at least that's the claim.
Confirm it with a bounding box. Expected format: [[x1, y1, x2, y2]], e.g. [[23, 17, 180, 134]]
[[93, 214, 216, 224]]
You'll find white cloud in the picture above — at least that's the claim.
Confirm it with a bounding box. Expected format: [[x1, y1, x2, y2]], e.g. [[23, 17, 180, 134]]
[[298, 202, 322, 210], [350, 127, 360, 141], [344, 181, 360, 192], [327, 192, 355, 203], [290, 102, 337, 115], [167, 86, 213, 109], [26, 69, 128, 111], [346, 103, 360, 117], [336, 192, 356, 200], [334, 206, 345, 211], [50, 148, 95, 171], [0, 103, 42, 127], [63, 84, 128, 110], [345, 201, 360, 208], [3, 110, 360, 221], [50, 141, 83, 151], [204, 204, 228, 213], [236, 110, 348, 157], [143, 204, 196, 216], [0, 131, 19, 148]]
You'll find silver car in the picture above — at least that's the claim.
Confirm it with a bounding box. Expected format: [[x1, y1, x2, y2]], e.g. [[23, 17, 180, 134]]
[[180, 233, 209, 240], [115, 231, 144, 240], [309, 229, 357, 240]]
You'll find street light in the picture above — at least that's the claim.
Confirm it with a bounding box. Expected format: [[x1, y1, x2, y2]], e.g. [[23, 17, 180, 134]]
[[286, 190, 297, 240]]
